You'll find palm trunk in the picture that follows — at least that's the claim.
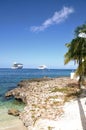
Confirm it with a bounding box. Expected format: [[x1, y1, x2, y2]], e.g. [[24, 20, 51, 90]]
[[78, 75, 82, 89], [78, 58, 82, 89]]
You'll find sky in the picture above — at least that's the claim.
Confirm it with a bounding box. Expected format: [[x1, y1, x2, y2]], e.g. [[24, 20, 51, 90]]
[[0, 0, 86, 69]]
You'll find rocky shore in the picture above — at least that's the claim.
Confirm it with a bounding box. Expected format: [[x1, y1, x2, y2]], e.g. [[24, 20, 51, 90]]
[[5, 77, 80, 130]]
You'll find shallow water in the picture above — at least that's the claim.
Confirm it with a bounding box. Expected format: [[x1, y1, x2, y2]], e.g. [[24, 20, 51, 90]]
[[0, 99, 25, 127]]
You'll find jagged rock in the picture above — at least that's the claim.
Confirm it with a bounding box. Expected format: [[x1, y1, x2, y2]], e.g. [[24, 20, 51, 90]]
[[8, 108, 20, 116], [5, 77, 78, 129], [5, 91, 13, 97]]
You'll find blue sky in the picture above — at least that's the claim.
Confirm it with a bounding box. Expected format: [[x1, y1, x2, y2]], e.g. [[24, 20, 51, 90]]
[[0, 0, 86, 68]]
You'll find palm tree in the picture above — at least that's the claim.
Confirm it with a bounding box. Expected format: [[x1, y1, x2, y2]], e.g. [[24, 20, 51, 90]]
[[64, 37, 83, 65], [75, 23, 86, 37], [76, 23, 86, 80], [64, 23, 86, 89]]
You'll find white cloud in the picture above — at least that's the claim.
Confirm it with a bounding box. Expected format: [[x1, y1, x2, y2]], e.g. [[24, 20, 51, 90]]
[[30, 6, 74, 32]]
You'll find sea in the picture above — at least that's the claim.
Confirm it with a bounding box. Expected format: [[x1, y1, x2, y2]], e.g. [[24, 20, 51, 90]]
[[0, 68, 73, 126]]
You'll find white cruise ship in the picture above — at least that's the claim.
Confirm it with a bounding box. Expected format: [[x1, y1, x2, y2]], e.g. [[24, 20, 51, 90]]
[[11, 62, 23, 69], [38, 65, 47, 69]]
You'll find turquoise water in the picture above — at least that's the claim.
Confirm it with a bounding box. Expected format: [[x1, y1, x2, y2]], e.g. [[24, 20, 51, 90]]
[[0, 100, 24, 123], [0, 68, 73, 123]]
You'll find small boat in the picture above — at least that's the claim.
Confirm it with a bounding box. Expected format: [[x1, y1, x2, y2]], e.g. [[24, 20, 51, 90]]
[[38, 65, 47, 69], [11, 62, 23, 69]]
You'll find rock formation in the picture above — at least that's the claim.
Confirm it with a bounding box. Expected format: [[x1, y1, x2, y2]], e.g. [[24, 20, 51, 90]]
[[5, 77, 78, 130]]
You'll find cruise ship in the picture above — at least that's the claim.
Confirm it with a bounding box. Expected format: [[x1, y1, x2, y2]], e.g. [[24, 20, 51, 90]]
[[38, 65, 47, 69], [11, 62, 23, 69]]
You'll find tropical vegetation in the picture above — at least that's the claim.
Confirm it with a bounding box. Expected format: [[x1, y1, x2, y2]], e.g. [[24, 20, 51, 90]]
[[64, 23, 86, 88]]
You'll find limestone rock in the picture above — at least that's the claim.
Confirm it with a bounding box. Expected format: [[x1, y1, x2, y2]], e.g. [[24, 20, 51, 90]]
[[8, 108, 20, 116]]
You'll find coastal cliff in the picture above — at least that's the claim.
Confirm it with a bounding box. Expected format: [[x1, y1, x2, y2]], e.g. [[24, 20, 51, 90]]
[[5, 77, 80, 130]]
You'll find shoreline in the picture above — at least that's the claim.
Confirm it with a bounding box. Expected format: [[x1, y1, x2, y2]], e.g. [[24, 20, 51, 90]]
[[0, 119, 27, 130], [0, 107, 28, 130], [5, 77, 84, 130]]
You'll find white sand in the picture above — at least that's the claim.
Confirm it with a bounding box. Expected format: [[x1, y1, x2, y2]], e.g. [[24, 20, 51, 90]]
[[32, 97, 86, 130], [0, 118, 27, 130], [0, 108, 27, 130]]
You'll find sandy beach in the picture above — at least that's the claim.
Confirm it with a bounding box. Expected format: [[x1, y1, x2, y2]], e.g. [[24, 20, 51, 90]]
[[0, 98, 27, 130], [0, 119, 27, 130], [0, 107, 27, 130]]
